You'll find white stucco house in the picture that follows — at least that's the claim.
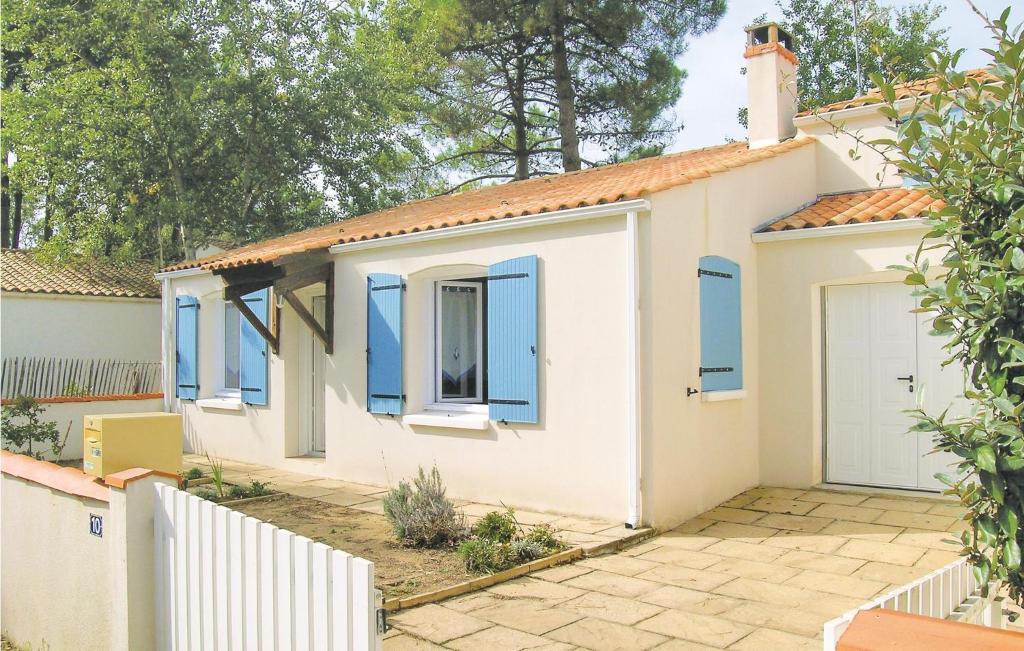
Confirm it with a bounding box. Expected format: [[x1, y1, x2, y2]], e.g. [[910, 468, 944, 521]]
[[157, 24, 979, 529]]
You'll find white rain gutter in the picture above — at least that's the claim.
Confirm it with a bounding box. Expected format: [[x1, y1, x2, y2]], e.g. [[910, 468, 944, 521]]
[[155, 266, 210, 280], [751, 218, 929, 243], [625, 209, 642, 529], [329, 199, 651, 254], [793, 97, 917, 127]]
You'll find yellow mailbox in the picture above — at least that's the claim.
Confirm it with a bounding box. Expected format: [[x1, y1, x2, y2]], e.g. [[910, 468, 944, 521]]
[[83, 412, 183, 479]]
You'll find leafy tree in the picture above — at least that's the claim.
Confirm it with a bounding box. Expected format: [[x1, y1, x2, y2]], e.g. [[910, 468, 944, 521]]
[[783, 0, 948, 110], [1, 0, 438, 264], [868, 9, 1023, 605], [739, 0, 949, 126], [422, 0, 725, 187]]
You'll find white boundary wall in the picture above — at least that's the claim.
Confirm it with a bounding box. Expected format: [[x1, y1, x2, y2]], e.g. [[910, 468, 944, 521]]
[[823, 556, 1003, 649], [154, 484, 382, 650]]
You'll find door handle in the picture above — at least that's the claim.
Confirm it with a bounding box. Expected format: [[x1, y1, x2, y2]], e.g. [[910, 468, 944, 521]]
[[897, 375, 914, 382]]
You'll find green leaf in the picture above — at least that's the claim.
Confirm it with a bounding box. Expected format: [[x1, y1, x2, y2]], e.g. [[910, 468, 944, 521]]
[[1003, 539, 1021, 570], [998, 507, 1018, 538], [975, 445, 998, 473], [980, 471, 1005, 505]]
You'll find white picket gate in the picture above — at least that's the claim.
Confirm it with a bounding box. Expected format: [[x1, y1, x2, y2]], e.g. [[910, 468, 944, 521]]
[[823, 556, 1003, 649], [154, 484, 383, 650]]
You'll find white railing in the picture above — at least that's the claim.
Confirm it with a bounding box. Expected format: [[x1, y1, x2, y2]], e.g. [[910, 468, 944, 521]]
[[823, 556, 1002, 649], [154, 484, 382, 650]]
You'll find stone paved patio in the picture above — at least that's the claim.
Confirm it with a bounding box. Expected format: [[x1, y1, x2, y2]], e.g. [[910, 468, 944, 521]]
[[181, 454, 649, 552], [385, 486, 968, 650]]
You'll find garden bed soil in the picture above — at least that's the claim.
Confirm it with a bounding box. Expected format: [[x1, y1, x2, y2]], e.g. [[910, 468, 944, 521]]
[[230, 493, 475, 599]]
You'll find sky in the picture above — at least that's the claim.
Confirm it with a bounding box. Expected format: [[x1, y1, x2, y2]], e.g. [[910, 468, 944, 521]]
[[667, 0, 1010, 152]]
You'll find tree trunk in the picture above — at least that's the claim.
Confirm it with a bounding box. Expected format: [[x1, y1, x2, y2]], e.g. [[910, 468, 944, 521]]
[[11, 190, 23, 248], [549, 2, 581, 172], [1, 171, 10, 248], [511, 39, 531, 181]]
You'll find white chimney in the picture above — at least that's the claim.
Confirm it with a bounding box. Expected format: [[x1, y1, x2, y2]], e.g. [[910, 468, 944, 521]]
[[744, 22, 798, 148]]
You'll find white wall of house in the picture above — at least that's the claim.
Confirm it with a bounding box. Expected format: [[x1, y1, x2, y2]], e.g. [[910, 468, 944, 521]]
[[1, 292, 161, 361], [169, 216, 632, 522], [755, 225, 947, 489], [797, 109, 905, 195], [640, 142, 819, 529]]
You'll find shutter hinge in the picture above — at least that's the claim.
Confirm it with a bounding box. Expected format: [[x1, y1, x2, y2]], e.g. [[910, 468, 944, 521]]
[[697, 269, 733, 279], [699, 367, 734, 376]]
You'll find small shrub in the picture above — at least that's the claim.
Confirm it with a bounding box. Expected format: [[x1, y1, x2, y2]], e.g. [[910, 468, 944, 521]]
[[459, 513, 566, 573], [458, 538, 516, 573], [511, 539, 545, 563], [524, 524, 565, 552], [184, 467, 204, 481], [194, 487, 218, 501], [472, 508, 518, 543], [227, 479, 271, 500], [383, 466, 465, 548], [1, 396, 68, 459], [247, 479, 270, 497]]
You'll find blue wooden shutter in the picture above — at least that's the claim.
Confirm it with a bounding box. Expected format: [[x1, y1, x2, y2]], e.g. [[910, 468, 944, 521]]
[[239, 288, 269, 405], [175, 296, 199, 400], [487, 255, 538, 424], [367, 273, 403, 415], [699, 256, 742, 391]]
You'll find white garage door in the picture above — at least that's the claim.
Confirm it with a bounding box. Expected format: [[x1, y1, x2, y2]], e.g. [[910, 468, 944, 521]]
[[825, 283, 965, 491]]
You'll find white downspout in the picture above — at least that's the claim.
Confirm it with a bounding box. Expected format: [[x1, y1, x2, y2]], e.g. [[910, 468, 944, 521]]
[[626, 209, 642, 528], [160, 277, 173, 413]]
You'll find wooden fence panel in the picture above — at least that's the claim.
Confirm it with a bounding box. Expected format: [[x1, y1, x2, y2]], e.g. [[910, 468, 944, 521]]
[[1, 356, 161, 399], [154, 484, 382, 650]]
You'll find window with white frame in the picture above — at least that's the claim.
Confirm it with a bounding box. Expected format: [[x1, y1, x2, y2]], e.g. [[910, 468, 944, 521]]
[[223, 300, 241, 393], [434, 280, 486, 403]]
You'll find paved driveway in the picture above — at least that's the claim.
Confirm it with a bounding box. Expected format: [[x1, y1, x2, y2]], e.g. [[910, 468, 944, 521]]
[[386, 486, 965, 650]]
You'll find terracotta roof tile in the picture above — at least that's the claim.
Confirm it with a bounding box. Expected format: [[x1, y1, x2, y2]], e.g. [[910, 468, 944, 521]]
[[1, 249, 160, 298], [164, 138, 813, 272], [761, 188, 944, 232], [796, 68, 995, 117]]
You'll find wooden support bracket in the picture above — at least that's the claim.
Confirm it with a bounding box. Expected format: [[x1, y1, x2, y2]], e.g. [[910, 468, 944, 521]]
[[282, 291, 333, 355], [227, 292, 280, 355]]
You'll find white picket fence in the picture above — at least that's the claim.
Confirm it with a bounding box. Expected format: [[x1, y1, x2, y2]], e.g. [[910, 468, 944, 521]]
[[154, 484, 383, 650], [823, 556, 1002, 649]]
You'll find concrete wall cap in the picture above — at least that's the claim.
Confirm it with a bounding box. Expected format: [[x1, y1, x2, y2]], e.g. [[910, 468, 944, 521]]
[[0, 450, 110, 502]]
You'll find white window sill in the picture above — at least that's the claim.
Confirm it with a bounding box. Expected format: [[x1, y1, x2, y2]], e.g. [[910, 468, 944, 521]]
[[403, 411, 489, 430], [196, 397, 244, 411], [424, 402, 488, 415], [701, 389, 747, 403]]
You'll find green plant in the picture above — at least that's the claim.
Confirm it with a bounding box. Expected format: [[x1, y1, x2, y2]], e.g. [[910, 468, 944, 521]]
[[458, 511, 566, 573], [524, 524, 565, 552], [247, 479, 270, 497], [194, 487, 218, 501], [1, 396, 66, 459], [472, 508, 518, 543], [184, 467, 204, 481], [207, 455, 226, 498], [382, 466, 466, 548], [457, 538, 517, 573], [862, 8, 1024, 605]]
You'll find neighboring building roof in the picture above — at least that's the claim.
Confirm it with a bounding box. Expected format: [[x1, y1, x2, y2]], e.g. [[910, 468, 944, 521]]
[[760, 187, 944, 232], [796, 68, 994, 117], [1, 249, 160, 298], [164, 138, 813, 272]]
